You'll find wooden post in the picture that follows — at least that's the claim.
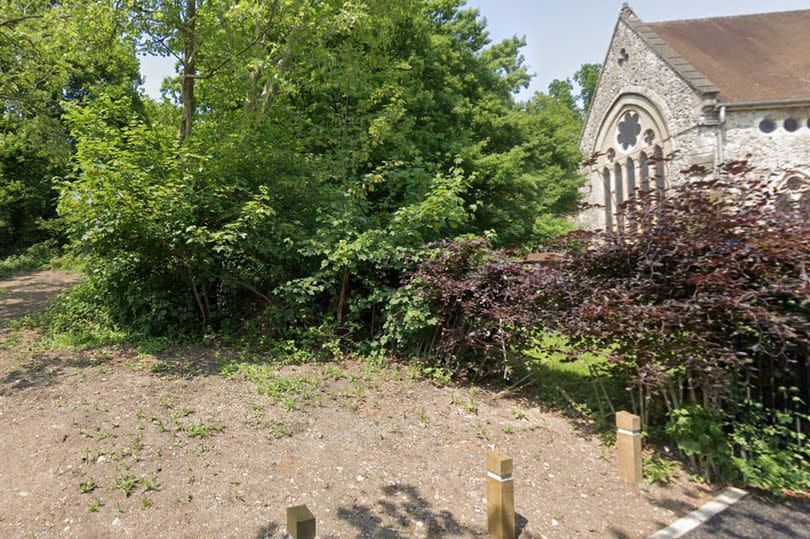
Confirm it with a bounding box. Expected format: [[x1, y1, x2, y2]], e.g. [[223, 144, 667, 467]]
[[616, 411, 643, 485], [486, 452, 515, 539], [286, 504, 316, 539]]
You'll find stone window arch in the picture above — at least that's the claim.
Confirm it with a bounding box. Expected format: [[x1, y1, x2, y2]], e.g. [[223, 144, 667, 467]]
[[588, 94, 672, 231]]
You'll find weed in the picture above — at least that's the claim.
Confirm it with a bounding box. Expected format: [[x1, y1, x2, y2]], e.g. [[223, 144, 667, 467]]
[[420, 366, 452, 387], [87, 499, 104, 513], [142, 474, 161, 493], [184, 421, 224, 438], [475, 425, 489, 440], [152, 417, 168, 433], [114, 474, 139, 497], [171, 406, 195, 420], [503, 424, 514, 435], [158, 395, 175, 409], [141, 497, 153, 509], [79, 479, 97, 494], [644, 456, 681, 485], [512, 406, 528, 421], [463, 391, 478, 415], [419, 408, 429, 428], [264, 420, 291, 439]]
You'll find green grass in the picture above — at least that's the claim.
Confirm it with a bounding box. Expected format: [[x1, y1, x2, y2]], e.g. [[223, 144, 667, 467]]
[[79, 479, 97, 494], [0, 242, 59, 278], [522, 332, 626, 427], [221, 358, 320, 410], [183, 420, 224, 438], [113, 474, 139, 497]]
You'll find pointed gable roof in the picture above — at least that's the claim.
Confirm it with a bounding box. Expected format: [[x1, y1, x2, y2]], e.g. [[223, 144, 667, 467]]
[[621, 5, 810, 104]]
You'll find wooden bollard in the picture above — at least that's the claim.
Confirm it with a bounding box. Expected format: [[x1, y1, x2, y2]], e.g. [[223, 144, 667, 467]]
[[286, 504, 316, 539], [486, 452, 515, 539], [616, 411, 643, 485]]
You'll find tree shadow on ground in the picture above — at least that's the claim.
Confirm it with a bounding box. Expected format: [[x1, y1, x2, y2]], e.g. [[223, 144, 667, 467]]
[[0, 271, 80, 328], [0, 352, 102, 395], [336, 483, 485, 537], [254, 522, 279, 539], [679, 494, 810, 539]]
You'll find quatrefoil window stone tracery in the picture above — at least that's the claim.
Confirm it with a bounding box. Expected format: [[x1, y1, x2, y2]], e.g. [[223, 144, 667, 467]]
[[616, 112, 642, 150]]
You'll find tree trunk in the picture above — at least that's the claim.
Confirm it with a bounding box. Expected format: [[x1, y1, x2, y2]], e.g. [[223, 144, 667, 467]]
[[336, 268, 349, 328], [178, 0, 197, 143]]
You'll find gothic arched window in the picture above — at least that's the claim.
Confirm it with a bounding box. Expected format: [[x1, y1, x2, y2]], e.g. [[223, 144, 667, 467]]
[[626, 158, 636, 199], [653, 145, 666, 192], [603, 168, 612, 231], [614, 163, 624, 232], [639, 152, 650, 193]]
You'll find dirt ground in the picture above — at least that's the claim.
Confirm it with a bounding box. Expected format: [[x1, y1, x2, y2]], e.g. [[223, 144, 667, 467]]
[[0, 271, 81, 328], [0, 272, 714, 538]]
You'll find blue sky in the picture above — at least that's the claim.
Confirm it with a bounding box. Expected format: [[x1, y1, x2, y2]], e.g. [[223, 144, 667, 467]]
[[139, 0, 810, 100]]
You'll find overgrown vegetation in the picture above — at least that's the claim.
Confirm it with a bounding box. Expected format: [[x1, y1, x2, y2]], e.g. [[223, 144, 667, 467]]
[[393, 169, 810, 492], [4, 0, 807, 496]]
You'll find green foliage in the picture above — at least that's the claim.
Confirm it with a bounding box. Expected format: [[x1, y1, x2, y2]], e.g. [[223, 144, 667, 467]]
[[113, 474, 140, 497], [666, 405, 733, 482], [79, 479, 98, 494], [643, 456, 681, 486], [546, 63, 601, 116], [730, 400, 810, 494], [51, 0, 583, 339], [0, 0, 141, 253], [0, 241, 59, 277]]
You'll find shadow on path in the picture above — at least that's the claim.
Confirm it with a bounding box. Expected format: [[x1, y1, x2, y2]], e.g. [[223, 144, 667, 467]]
[[0, 271, 80, 327], [682, 494, 810, 538], [337, 483, 484, 537]]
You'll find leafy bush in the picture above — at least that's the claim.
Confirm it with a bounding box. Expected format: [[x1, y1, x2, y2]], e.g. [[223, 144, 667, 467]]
[[54, 1, 583, 340], [396, 168, 810, 491]]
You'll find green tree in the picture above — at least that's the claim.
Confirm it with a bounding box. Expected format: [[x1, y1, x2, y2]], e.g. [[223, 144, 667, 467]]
[[60, 0, 584, 335], [0, 0, 140, 252]]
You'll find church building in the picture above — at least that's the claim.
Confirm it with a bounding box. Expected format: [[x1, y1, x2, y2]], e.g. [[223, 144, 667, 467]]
[[578, 5, 810, 231]]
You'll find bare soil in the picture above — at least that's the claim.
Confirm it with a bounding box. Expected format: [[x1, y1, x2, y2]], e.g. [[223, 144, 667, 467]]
[[0, 272, 714, 538]]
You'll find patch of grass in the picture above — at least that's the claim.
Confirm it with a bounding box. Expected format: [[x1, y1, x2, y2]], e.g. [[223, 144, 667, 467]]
[[523, 332, 625, 426], [171, 406, 195, 420], [79, 479, 97, 494], [87, 499, 104, 513], [141, 497, 153, 509], [419, 407, 429, 428], [264, 419, 291, 439], [503, 424, 514, 435], [114, 474, 139, 497], [512, 406, 528, 421], [221, 359, 321, 409], [142, 474, 161, 493], [183, 420, 224, 438], [463, 390, 478, 415], [0, 242, 60, 278], [322, 364, 344, 381]]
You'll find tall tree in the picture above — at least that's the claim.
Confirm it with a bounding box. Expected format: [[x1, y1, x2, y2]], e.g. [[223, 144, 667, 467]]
[[0, 0, 139, 251]]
